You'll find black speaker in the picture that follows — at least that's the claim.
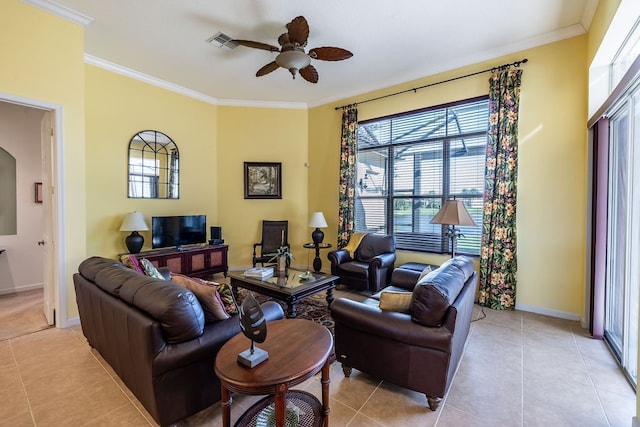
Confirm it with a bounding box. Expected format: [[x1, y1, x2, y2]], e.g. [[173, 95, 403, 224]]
[[210, 226, 224, 245]]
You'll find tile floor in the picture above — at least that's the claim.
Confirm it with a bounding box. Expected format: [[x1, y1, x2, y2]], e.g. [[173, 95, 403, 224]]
[[0, 287, 636, 426]]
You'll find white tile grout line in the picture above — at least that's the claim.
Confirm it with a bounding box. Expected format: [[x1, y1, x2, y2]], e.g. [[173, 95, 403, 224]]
[[572, 329, 613, 427], [346, 379, 383, 427], [8, 338, 37, 426], [85, 333, 155, 426], [435, 321, 477, 426]]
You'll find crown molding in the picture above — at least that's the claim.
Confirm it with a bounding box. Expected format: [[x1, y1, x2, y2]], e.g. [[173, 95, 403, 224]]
[[581, 0, 599, 32], [217, 98, 307, 110], [308, 24, 587, 109], [494, 24, 587, 56], [85, 55, 308, 109], [21, 0, 93, 26], [85, 55, 220, 106]]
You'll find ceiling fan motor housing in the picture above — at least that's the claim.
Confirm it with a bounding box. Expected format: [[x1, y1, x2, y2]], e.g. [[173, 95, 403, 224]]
[[275, 50, 311, 78]]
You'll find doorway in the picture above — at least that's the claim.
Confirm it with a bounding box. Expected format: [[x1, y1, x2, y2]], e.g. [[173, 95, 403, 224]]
[[603, 81, 640, 388], [0, 94, 64, 335]]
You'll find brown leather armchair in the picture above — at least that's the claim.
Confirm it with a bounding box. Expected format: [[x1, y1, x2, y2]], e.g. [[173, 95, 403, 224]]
[[330, 256, 477, 411], [327, 233, 396, 293]]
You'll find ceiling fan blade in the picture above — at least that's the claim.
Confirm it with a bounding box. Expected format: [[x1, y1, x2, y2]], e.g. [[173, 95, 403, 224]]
[[309, 47, 353, 61], [256, 61, 280, 77], [286, 16, 309, 46], [299, 65, 318, 84], [277, 33, 289, 47], [232, 39, 279, 52]]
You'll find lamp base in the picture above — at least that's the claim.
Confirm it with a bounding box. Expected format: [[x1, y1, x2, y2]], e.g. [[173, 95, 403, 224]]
[[125, 231, 144, 254], [311, 228, 324, 245], [237, 346, 269, 368]]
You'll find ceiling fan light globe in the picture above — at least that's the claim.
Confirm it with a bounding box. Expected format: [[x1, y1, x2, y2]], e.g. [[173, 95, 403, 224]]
[[276, 51, 311, 73]]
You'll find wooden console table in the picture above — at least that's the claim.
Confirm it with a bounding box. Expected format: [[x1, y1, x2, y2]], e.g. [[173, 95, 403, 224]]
[[134, 244, 228, 277], [215, 319, 332, 427]]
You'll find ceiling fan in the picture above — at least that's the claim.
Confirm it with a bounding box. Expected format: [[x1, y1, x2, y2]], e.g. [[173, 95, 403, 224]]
[[232, 16, 353, 83]]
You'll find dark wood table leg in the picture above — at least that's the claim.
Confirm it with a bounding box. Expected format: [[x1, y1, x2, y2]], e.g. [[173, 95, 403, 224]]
[[326, 285, 335, 306], [220, 385, 232, 427], [321, 359, 331, 426], [275, 383, 288, 427], [286, 301, 297, 318], [313, 245, 322, 272]]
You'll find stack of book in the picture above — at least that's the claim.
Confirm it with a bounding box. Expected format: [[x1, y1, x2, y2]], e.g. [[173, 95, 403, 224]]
[[244, 266, 274, 280]]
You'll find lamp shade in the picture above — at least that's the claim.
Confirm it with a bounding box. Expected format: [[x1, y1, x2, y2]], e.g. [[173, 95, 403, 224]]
[[309, 211, 328, 245], [119, 212, 149, 232], [308, 212, 328, 228], [430, 200, 477, 226]]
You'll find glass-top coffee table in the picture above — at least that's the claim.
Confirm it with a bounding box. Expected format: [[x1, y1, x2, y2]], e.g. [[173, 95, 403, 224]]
[[228, 268, 338, 318]]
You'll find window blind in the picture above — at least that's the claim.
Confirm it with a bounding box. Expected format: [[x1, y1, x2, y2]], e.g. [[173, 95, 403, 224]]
[[355, 96, 489, 255]]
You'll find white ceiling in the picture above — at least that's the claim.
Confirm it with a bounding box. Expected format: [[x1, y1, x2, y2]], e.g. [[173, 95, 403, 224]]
[[32, 0, 598, 108]]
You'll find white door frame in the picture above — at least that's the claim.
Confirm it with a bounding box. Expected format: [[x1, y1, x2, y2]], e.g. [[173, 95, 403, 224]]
[[0, 91, 67, 327]]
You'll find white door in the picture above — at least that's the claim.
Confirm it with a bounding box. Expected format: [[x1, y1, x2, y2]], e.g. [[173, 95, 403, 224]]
[[40, 112, 55, 325]]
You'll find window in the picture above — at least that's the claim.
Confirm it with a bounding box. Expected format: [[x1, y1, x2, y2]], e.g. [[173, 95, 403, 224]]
[[355, 96, 488, 255]]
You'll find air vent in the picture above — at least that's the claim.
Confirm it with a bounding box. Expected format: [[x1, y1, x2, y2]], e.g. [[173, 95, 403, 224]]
[[206, 32, 238, 49]]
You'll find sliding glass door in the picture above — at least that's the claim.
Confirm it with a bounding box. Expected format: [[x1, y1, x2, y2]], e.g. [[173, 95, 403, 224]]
[[605, 84, 640, 387]]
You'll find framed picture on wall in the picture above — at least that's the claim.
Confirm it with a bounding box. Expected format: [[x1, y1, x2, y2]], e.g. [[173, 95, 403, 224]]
[[244, 162, 282, 199], [35, 182, 43, 203]]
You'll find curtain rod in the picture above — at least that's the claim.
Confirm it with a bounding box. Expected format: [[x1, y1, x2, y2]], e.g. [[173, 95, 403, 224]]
[[334, 58, 528, 110]]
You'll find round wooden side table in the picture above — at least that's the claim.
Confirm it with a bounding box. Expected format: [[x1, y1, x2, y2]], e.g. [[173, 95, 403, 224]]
[[214, 319, 333, 427], [303, 243, 332, 273]]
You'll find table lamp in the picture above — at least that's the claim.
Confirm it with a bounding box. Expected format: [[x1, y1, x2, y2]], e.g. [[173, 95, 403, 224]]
[[309, 211, 328, 244], [430, 200, 477, 257], [119, 211, 149, 254]]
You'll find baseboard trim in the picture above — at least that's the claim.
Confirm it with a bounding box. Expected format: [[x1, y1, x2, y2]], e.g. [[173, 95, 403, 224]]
[[515, 302, 581, 322], [64, 317, 81, 327], [0, 283, 43, 296]]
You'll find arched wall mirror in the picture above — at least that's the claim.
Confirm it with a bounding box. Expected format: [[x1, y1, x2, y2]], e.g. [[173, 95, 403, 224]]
[[128, 130, 179, 199]]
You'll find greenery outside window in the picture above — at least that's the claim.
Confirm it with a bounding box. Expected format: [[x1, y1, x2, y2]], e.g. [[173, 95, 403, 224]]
[[355, 96, 488, 255]]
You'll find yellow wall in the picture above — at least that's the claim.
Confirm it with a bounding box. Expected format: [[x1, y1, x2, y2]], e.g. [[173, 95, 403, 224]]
[[309, 36, 589, 318], [0, 0, 86, 322], [84, 65, 218, 257], [1, 0, 617, 325], [217, 106, 308, 267]]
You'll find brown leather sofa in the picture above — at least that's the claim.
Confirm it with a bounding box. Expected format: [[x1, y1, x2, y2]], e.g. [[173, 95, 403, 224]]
[[327, 233, 396, 293], [73, 256, 284, 426], [330, 256, 477, 410]]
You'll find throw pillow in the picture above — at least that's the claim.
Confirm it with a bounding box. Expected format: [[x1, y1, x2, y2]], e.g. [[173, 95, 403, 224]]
[[120, 254, 144, 274], [418, 265, 433, 282], [140, 258, 165, 280], [171, 273, 230, 322], [215, 283, 239, 315], [379, 291, 413, 313]]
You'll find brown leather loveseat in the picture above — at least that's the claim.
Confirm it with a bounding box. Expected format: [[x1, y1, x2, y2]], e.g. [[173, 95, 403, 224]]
[[330, 256, 477, 411], [73, 256, 284, 426]]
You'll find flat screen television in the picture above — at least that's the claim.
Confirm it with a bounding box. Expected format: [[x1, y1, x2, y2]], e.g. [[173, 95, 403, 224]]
[[152, 215, 206, 249]]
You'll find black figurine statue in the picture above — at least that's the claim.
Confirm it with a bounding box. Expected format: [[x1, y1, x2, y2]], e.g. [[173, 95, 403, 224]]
[[237, 294, 269, 367]]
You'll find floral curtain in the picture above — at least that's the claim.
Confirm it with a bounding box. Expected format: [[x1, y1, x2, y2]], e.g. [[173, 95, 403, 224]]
[[478, 68, 523, 310], [337, 105, 358, 248]]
